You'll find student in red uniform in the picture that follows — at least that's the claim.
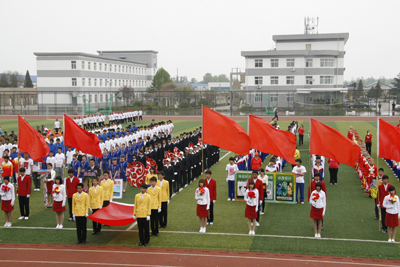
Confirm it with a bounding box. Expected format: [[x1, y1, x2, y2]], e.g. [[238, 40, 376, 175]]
[[17, 168, 31, 220], [298, 124, 305, 146], [365, 130, 372, 155], [250, 152, 262, 172], [1, 176, 15, 227], [377, 175, 393, 233], [309, 182, 326, 238], [195, 179, 210, 233], [328, 158, 339, 185], [382, 186, 400, 242], [245, 179, 258, 235], [247, 170, 264, 226], [52, 176, 66, 229], [66, 169, 80, 222], [347, 126, 354, 140], [205, 170, 217, 226]]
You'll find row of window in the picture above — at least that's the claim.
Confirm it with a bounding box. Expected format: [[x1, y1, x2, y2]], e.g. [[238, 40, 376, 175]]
[[71, 78, 146, 87], [254, 94, 294, 102], [254, 58, 334, 68], [71, 61, 146, 75], [254, 76, 334, 85]]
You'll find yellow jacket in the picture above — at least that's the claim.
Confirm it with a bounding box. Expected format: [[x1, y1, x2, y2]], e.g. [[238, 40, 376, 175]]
[[145, 173, 158, 184], [72, 192, 89, 217], [133, 193, 151, 218], [156, 179, 170, 202], [100, 179, 114, 201], [89, 186, 104, 209], [294, 149, 300, 160], [147, 186, 161, 209]]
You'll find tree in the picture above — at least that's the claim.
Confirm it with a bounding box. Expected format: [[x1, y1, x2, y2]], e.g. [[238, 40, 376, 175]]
[[367, 81, 383, 107], [389, 76, 400, 101], [217, 74, 229, 82], [201, 73, 230, 83], [24, 70, 33, 88], [9, 74, 18, 87], [0, 74, 8, 87], [119, 86, 135, 106], [177, 84, 194, 104], [148, 68, 172, 92], [190, 78, 198, 83]]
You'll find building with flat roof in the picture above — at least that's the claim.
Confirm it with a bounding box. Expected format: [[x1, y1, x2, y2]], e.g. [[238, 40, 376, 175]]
[[34, 50, 158, 111]]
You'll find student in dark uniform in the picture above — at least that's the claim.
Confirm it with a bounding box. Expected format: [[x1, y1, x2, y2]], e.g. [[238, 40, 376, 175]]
[[172, 155, 180, 193], [162, 159, 174, 198]]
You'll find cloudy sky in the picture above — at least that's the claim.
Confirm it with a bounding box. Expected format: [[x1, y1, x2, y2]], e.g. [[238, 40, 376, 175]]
[[1, 0, 399, 81]]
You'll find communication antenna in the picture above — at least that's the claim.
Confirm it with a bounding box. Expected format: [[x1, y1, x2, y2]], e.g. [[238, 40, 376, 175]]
[[304, 17, 319, 34]]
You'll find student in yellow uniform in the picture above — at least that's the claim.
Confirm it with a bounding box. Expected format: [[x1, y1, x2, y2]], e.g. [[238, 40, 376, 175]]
[[133, 183, 151, 246], [89, 177, 104, 235], [145, 166, 158, 185], [100, 171, 114, 208], [156, 171, 170, 228], [72, 183, 89, 244], [147, 177, 161, 236]]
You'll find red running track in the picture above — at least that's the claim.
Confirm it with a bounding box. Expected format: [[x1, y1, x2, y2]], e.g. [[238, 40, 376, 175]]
[[0, 243, 399, 267]]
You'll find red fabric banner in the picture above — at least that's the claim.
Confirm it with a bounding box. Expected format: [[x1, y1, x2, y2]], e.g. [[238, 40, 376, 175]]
[[126, 158, 157, 187], [63, 114, 102, 158], [248, 115, 297, 165], [87, 202, 136, 227], [378, 118, 400, 161], [18, 115, 49, 162], [310, 119, 360, 167], [202, 106, 250, 155]]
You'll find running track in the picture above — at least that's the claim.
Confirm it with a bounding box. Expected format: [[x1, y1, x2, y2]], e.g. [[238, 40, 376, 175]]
[[0, 243, 399, 267]]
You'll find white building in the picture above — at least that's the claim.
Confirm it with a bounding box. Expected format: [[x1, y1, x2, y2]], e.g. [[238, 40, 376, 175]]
[[34, 50, 158, 111], [240, 32, 349, 108]]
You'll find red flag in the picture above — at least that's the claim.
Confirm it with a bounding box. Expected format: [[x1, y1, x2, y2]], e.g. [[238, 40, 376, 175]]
[[248, 115, 297, 165], [18, 115, 49, 162], [378, 118, 400, 161], [310, 119, 360, 167], [88, 202, 136, 227], [64, 114, 102, 158], [203, 106, 250, 155]]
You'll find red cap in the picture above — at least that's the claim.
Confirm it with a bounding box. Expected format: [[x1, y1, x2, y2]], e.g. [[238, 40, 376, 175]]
[[74, 117, 76, 119]]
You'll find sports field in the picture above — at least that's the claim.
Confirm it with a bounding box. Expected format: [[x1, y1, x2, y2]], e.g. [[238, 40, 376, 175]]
[[1, 117, 400, 260]]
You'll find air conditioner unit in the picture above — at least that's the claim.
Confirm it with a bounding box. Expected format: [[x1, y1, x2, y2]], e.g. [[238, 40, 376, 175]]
[[291, 68, 296, 72]]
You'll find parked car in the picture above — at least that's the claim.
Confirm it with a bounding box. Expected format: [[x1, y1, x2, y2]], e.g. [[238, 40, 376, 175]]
[[348, 102, 369, 108], [368, 100, 377, 107]]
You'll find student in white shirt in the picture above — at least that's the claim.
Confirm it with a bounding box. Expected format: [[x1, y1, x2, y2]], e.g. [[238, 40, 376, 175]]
[[292, 158, 307, 204], [20, 153, 34, 176], [258, 168, 268, 215], [52, 176, 66, 229], [54, 119, 60, 133], [244, 179, 259, 235], [226, 157, 238, 201], [195, 179, 210, 233], [0, 176, 15, 227], [66, 147, 74, 169], [383, 186, 400, 242], [309, 182, 326, 238], [54, 148, 66, 177], [46, 151, 56, 170], [45, 163, 56, 208]]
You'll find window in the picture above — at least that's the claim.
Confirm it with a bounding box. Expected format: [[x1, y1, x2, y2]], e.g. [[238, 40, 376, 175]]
[[306, 76, 313, 85], [88, 78, 91, 86], [118, 65, 121, 72], [105, 94, 108, 101], [320, 76, 334, 84], [271, 59, 279, 67], [94, 79, 97, 86], [72, 78, 77, 86], [119, 80, 121, 86], [105, 64, 107, 71], [122, 66, 125, 73], [82, 61, 85, 69], [100, 94, 103, 102], [270, 93, 278, 102], [306, 59, 313, 67], [82, 78, 85, 86], [255, 96, 262, 102], [110, 64, 112, 71], [286, 93, 294, 102], [71, 61, 76, 69], [94, 63, 97, 70], [88, 62, 91, 70], [306, 96, 313, 102], [94, 95, 97, 103], [286, 76, 294, 84], [286, 59, 295, 67], [100, 79, 102, 86], [270, 76, 278, 85], [99, 63, 102, 71], [89, 95, 92, 102], [255, 77, 263, 85], [320, 59, 334, 67], [255, 59, 263, 68], [306, 44, 311, 50], [114, 65, 117, 72]]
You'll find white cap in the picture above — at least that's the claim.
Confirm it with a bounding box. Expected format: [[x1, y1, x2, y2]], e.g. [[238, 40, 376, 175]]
[[189, 147, 194, 150], [180, 151, 184, 155]]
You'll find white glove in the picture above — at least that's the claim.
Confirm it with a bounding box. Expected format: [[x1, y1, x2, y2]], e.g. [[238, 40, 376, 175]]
[[73, 214, 75, 220], [110, 199, 113, 202], [158, 207, 161, 213], [11, 202, 14, 207], [85, 213, 88, 217], [255, 206, 258, 212], [62, 203, 65, 207], [260, 201, 262, 205], [133, 215, 137, 220], [206, 206, 209, 210], [89, 207, 93, 213], [100, 206, 102, 209], [146, 215, 150, 221], [167, 200, 170, 205], [377, 204, 380, 208], [213, 200, 216, 204], [27, 195, 30, 198], [226, 178, 228, 182]]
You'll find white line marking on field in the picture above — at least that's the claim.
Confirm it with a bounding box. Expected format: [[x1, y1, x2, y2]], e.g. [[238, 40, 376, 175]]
[[126, 222, 137, 231], [0, 260, 177, 267], [0, 247, 397, 267], [2, 226, 395, 244]]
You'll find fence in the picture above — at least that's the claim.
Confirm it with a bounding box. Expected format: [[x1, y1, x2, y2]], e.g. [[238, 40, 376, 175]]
[[0, 90, 394, 116]]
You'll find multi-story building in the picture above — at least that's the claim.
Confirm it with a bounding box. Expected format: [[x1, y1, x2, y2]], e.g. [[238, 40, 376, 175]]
[[240, 32, 349, 108], [34, 50, 158, 112]]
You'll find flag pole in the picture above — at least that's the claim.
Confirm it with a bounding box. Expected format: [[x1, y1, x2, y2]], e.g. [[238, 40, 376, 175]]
[[309, 118, 312, 187], [17, 114, 20, 186], [63, 114, 66, 177], [247, 114, 249, 177], [377, 117, 381, 232], [201, 105, 204, 178]]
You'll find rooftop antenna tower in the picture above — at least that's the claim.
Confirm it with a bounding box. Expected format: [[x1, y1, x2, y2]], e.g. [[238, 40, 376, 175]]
[[304, 17, 319, 34]]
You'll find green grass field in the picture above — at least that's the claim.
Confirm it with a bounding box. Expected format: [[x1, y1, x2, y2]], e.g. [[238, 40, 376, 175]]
[[1, 118, 400, 259]]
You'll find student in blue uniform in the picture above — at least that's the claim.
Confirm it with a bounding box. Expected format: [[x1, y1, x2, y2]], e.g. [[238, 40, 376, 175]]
[[110, 157, 120, 180], [119, 155, 128, 193]]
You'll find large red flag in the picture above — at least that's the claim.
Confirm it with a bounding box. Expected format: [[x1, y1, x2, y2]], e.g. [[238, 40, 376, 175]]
[[310, 119, 360, 167], [378, 118, 400, 161], [18, 115, 50, 162], [202, 106, 250, 155], [88, 201, 136, 227], [248, 115, 297, 165], [64, 114, 102, 158]]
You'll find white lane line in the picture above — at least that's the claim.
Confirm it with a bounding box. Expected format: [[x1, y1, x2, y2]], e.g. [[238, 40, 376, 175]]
[[0, 260, 178, 267], [126, 222, 137, 231]]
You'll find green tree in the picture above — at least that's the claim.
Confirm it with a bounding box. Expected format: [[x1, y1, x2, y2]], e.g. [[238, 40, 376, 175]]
[[217, 74, 230, 82], [201, 73, 230, 83], [177, 84, 194, 104], [202, 73, 214, 83], [148, 68, 172, 92], [367, 81, 383, 107], [190, 78, 197, 83], [118, 86, 135, 106], [24, 70, 33, 88], [0, 74, 8, 87], [9, 74, 18, 87], [389, 76, 400, 101]]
